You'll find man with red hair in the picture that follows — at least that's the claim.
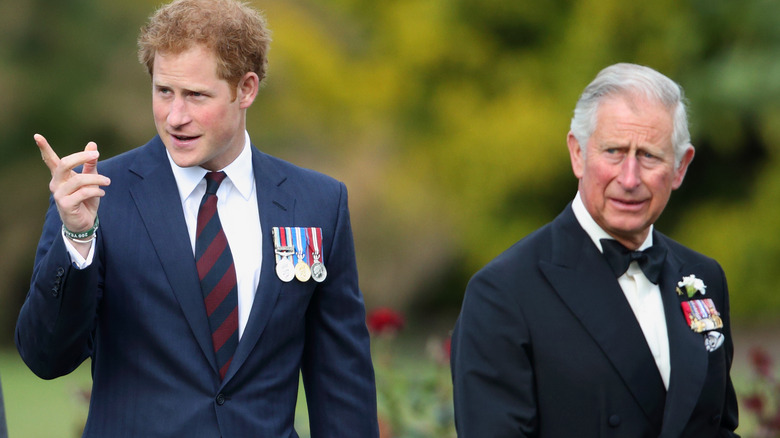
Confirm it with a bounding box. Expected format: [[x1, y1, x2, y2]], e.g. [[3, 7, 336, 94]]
[[17, 1, 378, 436]]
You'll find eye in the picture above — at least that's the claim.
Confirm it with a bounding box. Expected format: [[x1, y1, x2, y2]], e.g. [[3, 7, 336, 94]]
[[188, 90, 209, 99]]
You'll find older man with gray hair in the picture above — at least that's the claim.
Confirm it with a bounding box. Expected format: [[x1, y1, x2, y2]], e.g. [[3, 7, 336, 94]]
[[451, 63, 739, 437]]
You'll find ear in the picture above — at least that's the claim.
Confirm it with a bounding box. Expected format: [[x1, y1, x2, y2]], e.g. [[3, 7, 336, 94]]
[[237, 72, 260, 109], [567, 131, 584, 179], [672, 145, 695, 189]]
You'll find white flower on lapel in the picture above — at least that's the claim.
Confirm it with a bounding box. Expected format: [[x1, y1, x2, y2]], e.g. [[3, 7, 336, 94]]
[[676, 275, 706, 298]]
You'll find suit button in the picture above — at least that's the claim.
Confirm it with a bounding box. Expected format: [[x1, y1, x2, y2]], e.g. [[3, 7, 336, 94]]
[[216, 393, 226, 405], [51, 287, 60, 298], [608, 415, 621, 427], [57, 267, 65, 276]]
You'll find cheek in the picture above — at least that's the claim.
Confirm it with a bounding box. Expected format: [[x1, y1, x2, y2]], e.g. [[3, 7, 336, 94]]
[[152, 101, 168, 122], [645, 169, 676, 194], [585, 163, 615, 189], [194, 106, 227, 129]]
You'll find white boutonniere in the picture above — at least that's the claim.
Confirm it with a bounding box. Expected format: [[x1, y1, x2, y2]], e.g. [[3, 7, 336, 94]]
[[676, 274, 706, 298]]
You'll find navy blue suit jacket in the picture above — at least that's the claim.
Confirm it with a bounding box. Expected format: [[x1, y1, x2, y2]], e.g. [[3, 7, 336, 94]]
[[0, 375, 7, 438], [17, 136, 378, 437], [452, 205, 739, 437]]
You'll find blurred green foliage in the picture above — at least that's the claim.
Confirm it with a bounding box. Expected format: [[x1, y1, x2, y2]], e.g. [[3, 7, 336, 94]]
[[2, 0, 780, 346]]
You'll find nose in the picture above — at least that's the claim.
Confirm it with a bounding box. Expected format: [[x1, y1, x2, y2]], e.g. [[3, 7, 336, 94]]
[[167, 96, 190, 128], [617, 153, 641, 189]]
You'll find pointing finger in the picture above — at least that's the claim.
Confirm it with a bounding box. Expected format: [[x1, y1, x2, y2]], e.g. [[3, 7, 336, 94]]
[[34, 134, 61, 174]]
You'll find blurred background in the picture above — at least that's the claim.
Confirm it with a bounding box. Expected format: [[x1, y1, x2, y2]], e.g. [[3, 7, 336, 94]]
[[1, 0, 780, 436]]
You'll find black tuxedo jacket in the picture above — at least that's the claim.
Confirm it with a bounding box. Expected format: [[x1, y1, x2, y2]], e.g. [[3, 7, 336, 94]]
[[452, 204, 739, 437]]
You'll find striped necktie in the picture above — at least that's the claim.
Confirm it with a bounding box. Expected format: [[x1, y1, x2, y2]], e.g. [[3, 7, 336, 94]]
[[195, 171, 238, 380]]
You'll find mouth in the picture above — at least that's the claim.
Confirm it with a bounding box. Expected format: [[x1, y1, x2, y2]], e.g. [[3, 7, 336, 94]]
[[171, 134, 199, 142], [168, 133, 202, 148], [610, 197, 647, 210]]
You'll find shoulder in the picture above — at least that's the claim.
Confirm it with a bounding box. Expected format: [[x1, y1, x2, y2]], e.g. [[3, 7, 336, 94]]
[[474, 205, 577, 283], [655, 231, 729, 298], [656, 231, 722, 270], [252, 147, 346, 198], [463, 221, 556, 312], [481, 224, 553, 277]]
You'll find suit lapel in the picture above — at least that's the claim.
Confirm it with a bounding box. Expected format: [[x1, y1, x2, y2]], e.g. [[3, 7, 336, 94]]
[[223, 147, 294, 382], [127, 138, 219, 375], [656, 235, 708, 438], [539, 207, 666, 425]]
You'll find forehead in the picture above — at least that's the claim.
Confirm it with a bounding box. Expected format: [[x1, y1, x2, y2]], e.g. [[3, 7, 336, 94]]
[[152, 44, 220, 84], [592, 94, 674, 147]]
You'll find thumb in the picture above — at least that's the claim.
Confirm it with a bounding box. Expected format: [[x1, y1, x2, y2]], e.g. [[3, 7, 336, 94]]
[[82, 141, 99, 175]]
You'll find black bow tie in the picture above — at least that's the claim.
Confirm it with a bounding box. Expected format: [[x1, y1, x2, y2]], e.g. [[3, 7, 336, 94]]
[[600, 239, 667, 284]]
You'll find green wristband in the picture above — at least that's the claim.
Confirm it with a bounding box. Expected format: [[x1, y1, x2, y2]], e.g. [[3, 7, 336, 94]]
[[63, 216, 99, 243]]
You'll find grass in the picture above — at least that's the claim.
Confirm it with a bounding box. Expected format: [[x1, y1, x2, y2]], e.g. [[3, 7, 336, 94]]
[[0, 348, 91, 438], [0, 334, 766, 437], [0, 347, 313, 438]]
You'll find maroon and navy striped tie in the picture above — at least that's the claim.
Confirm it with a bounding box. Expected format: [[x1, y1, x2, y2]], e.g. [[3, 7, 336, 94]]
[[195, 171, 238, 380]]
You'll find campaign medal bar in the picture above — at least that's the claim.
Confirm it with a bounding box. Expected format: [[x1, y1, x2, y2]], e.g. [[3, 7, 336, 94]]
[[272, 227, 295, 282], [308, 227, 327, 283], [293, 227, 312, 282], [681, 298, 723, 333]]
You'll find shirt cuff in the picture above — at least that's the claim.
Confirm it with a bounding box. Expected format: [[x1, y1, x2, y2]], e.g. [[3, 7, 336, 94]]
[[61, 230, 96, 269]]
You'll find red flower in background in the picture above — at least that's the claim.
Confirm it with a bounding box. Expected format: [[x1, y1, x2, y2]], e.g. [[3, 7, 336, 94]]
[[750, 347, 774, 378], [367, 307, 404, 335], [743, 394, 766, 415]]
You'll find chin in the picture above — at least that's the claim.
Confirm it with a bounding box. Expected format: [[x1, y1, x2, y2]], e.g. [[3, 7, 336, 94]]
[[168, 152, 201, 169]]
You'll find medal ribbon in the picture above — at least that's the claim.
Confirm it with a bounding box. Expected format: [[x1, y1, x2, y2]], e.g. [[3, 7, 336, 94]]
[[272, 227, 283, 264], [315, 227, 324, 261], [694, 299, 710, 320], [285, 227, 293, 263], [293, 227, 308, 266], [308, 227, 321, 263]]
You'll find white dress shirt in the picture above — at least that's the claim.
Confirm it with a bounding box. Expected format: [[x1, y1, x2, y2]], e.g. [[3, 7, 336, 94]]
[[65, 131, 262, 340], [572, 192, 671, 389]]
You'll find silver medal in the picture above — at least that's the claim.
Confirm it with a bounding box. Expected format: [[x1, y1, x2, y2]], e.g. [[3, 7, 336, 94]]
[[276, 258, 295, 282], [311, 261, 327, 282]]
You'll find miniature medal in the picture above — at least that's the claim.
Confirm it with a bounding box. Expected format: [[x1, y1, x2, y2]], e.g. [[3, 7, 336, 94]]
[[276, 258, 295, 283], [273, 227, 295, 282], [293, 227, 312, 282], [308, 227, 327, 282]]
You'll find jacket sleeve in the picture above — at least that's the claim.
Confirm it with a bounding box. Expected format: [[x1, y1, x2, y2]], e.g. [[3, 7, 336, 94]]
[[300, 182, 379, 438], [717, 265, 740, 437], [15, 197, 101, 379], [451, 263, 537, 437]]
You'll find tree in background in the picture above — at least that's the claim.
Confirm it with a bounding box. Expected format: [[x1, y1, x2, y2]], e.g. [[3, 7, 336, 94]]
[[1, 0, 780, 343]]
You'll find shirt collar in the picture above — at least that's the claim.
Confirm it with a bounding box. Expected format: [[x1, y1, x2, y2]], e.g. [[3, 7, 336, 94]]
[[571, 191, 653, 253], [167, 131, 255, 202]]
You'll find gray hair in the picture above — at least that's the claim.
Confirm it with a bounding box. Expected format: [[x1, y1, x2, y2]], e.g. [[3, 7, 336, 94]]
[[569, 63, 691, 166]]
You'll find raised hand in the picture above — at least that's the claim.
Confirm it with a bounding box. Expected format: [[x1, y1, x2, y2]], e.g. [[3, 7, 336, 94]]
[[35, 134, 111, 246]]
